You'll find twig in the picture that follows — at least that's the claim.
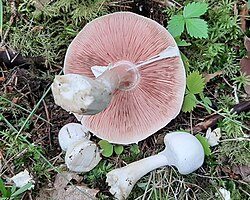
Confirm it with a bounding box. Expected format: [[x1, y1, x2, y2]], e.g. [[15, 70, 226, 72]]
[[0, 0, 18, 46], [191, 101, 250, 134]]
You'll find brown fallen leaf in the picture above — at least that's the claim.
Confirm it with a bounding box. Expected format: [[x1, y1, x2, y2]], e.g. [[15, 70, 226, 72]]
[[240, 37, 250, 95], [203, 71, 223, 83], [231, 165, 250, 183], [37, 171, 98, 200]]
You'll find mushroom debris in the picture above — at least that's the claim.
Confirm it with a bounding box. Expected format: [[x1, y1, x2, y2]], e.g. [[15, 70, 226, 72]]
[[106, 132, 205, 200], [52, 12, 186, 144], [58, 123, 101, 172]]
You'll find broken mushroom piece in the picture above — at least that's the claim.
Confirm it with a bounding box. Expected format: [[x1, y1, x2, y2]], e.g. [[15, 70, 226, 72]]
[[58, 123, 90, 151], [52, 12, 186, 144], [58, 123, 101, 172], [106, 132, 205, 200], [65, 140, 101, 173]]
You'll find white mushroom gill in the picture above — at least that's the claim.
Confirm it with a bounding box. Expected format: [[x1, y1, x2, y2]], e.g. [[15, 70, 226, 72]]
[[106, 132, 205, 200]]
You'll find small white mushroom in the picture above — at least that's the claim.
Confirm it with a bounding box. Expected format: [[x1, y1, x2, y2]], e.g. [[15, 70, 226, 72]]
[[106, 132, 205, 200], [58, 123, 90, 151], [65, 140, 101, 173]]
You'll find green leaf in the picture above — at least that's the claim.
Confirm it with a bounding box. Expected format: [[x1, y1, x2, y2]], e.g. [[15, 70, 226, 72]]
[[187, 71, 205, 94], [175, 36, 191, 47], [185, 18, 208, 39], [180, 51, 190, 73], [130, 144, 140, 155], [98, 140, 113, 157], [182, 93, 197, 112], [195, 134, 211, 156], [11, 182, 33, 197], [0, 178, 8, 197], [167, 15, 185, 37], [114, 145, 124, 155], [248, 0, 250, 10], [183, 2, 208, 18]]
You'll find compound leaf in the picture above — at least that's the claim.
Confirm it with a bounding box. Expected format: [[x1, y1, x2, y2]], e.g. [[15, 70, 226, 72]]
[[186, 18, 208, 39], [183, 2, 208, 18], [167, 15, 185, 37]]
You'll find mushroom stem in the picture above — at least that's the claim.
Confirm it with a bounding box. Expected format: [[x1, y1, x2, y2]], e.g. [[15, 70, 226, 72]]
[[52, 46, 180, 115], [106, 132, 205, 200], [106, 154, 168, 200]]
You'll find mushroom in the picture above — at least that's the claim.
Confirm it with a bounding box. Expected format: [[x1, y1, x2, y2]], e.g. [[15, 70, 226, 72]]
[[106, 132, 205, 200], [58, 123, 101, 172], [58, 123, 90, 151], [65, 140, 101, 173], [52, 12, 186, 144]]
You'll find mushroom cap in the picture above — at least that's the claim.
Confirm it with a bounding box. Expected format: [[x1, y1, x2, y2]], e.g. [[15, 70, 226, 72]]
[[64, 12, 186, 144], [58, 123, 89, 151]]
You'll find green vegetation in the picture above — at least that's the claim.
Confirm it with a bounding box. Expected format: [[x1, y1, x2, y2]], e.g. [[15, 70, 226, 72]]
[[168, 2, 208, 38], [0, 0, 250, 199]]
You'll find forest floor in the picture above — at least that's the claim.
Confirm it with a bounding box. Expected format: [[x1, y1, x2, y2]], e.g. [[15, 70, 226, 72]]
[[0, 0, 250, 199]]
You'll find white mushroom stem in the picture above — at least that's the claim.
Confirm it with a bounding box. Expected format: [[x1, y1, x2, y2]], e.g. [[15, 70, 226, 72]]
[[52, 46, 180, 115], [106, 132, 205, 200]]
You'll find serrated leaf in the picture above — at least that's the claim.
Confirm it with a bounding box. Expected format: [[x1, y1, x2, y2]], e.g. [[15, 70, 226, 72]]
[[167, 15, 185, 37], [98, 140, 113, 157], [175, 36, 191, 47], [187, 71, 205, 94], [195, 134, 211, 156], [182, 93, 197, 112], [114, 145, 124, 155], [183, 2, 208, 18], [186, 18, 208, 39]]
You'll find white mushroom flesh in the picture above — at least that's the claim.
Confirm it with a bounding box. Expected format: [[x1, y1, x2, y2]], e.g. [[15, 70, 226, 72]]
[[106, 132, 205, 200], [52, 74, 112, 115]]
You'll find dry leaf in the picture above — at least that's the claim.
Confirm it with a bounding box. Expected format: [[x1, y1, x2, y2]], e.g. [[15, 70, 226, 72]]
[[240, 37, 250, 95], [231, 165, 250, 183], [203, 71, 223, 83], [37, 171, 98, 200]]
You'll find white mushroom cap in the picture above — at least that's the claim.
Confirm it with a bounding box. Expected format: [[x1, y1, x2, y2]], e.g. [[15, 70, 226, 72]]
[[65, 140, 101, 173], [58, 123, 90, 151]]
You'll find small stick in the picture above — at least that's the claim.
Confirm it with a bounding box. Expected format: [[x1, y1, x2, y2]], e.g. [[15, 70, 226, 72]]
[[191, 101, 250, 134]]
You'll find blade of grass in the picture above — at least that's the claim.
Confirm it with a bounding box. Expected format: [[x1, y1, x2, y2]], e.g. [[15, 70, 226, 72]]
[[0, 178, 8, 197], [0, 0, 2, 36], [11, 182, 32, 197], [0, 96, 52, 125]]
